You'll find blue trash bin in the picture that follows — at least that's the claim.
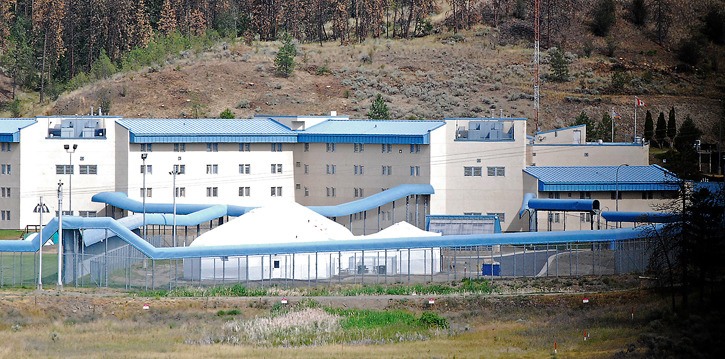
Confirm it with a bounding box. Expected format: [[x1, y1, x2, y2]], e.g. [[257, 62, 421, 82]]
[[482, 262, 501, 276]]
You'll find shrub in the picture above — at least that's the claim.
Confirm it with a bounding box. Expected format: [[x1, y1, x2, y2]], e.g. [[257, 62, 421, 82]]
[[678, 36, 703, 66], [90, 50, 116, 80], [219, 108, 234, 118], [630, 0, 647, 26], [418, 311, 449, 329]]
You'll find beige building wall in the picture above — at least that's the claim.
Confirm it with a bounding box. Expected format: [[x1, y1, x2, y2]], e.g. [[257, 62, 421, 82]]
[[529, 144, 650, 167]]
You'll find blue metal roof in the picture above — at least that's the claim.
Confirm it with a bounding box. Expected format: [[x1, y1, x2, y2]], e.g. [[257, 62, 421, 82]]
[[298, 120, 445, 144], [117, 118, 297, 143], [601, 211, 680, 223], [0, 118, 36, 142], [444, 117, 527, 122], [524, 165, 680, 192]]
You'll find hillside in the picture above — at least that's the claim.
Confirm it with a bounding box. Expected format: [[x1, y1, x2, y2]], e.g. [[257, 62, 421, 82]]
[[3, 1, 724, 142]]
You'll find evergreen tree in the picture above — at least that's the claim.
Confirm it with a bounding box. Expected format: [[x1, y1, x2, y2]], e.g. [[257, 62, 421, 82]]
[[548, 47, 569, 82], [674, 115, 702, 152], [667, 106, 677, 148], [644, 110, 654, 143], [630, 0, 647, 26], [591, 0, 616, 37], [131, 0, 153, 49], [0, 16, 36, 98], [274, 32, 296, 77], [655, 111, 667, 148], [367, 94, 390, 119], [596, 112, 614, 142], [158, 0, 178, 35], [572, 111, 596, 141]]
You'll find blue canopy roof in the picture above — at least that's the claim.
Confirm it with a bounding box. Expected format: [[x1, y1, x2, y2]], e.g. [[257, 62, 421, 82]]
[[117, 118, 297, 143], [524, 165, 680, 192], [0, 118, 36, 142], [298, 120, 445, 144]]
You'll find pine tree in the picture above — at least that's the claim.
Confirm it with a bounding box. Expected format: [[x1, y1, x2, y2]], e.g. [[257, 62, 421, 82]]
[[630, 0, 647, 26], [667, 106, 677, 148], [159, 0, 178, 35], [274, 32, 296, 77], [674, 115, 702, 152], [548, 47, 569, 82], [189, 8, 208, 36], [572, 111, 597, 141], [131, 0, 153, 49], [597, 112, 614, 142], [591, 0, 616, 37], [368, 94, 390, 119], [33, 0, 66, 103], [655, 111, 667, 148], [644, 110, 654, 143], [0, 0, 15, 50]]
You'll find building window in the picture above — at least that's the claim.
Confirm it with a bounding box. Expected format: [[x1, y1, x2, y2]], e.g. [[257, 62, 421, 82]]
[[173, 164, 186, 174], [175, 187, 186, 197], [464, 166, 482, 176], [295, 161, 301, 168], [382, 144, 392, 153], [550, 213, 560, 223], [206, 164, 219, 174], [239, 143, 250, 152], [79, 211, 97, 217], [326, 143, 336, 152], [326, 187, 336, 197], [487, 212, 505, 222], [174, 143, 186, 152], [610, 192, 622, 200], [140, 165, 152, 174], [303, 143, 309, 152], [641, 191, 654, 199], [271, 143, 282, 152], [1, 143, 12, 152], [304, 164, 309, 174], [1, 187, 10, 197], [487, 166, 505, 176], [326, 164, 336, 174], [354, 143, 364, 152], [304, 187, 309, 197], [580, 213, 592, 222], [1, 210, 10, 221], [56, 165, 73, 175], [354, 188, 365, 198], [548, 192, 561, 199], [239, 164, 251, 174], [207, 143, 219, 152], [238, 186, 250, 197], [579, 192, 591, 199], [354, 165, 364, 175], [410, 166, 420, 176], [140, 144, 152, 152], [206, 187, 218, 197], [382, 165, 392, 175], [79, 165, 98, 175], [140, 188, 152, 198], [410, 144, 420, 153], [270, 186, 282, 197], [271, 164, 282, 173]]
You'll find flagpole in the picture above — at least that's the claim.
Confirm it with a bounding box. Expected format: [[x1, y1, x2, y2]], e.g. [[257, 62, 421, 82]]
[[611, 108, 614, 142], [634, 96, 638, 142]]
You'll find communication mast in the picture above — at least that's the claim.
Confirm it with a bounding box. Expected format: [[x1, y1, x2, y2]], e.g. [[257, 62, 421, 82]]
[[533, 0, 541, 133]]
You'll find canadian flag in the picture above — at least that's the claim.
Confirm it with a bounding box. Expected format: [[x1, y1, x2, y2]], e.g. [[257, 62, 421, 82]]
[[635, 97, 646, 107]]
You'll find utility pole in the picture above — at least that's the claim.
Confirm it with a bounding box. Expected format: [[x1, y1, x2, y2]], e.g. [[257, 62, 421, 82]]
[[57, 181, 64, 289], [533, 0, 541, 133]]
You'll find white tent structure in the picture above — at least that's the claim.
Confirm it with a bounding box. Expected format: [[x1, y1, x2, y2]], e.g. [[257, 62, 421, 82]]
[[183, 203, 442, 281]]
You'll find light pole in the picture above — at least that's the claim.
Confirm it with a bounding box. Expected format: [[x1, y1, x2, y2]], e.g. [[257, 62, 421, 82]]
[[64, 144, 77, 215], [34, 197, 50, 290], [56, 180, 64, 289], [169, 165, 179, 248], [141, 153, 148, 242], [615, 164, 629, 228]]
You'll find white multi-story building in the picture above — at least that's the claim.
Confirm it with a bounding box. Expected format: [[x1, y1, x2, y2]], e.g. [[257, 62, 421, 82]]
[[1, 114, 677, 233]]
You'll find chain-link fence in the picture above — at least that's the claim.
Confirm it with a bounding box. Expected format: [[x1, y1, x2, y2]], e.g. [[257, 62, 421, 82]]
[[1, 238, 652, 290]]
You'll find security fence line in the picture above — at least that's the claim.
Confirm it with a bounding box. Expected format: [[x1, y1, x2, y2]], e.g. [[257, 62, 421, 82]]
[[1, 239, 652, 290]]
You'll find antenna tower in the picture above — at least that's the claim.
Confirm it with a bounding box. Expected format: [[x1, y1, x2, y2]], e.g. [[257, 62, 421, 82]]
[[533, 0, 541, 132]]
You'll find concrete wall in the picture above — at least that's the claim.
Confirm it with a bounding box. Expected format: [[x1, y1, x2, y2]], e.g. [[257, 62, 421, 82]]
[[529, 144, 650, 167]]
